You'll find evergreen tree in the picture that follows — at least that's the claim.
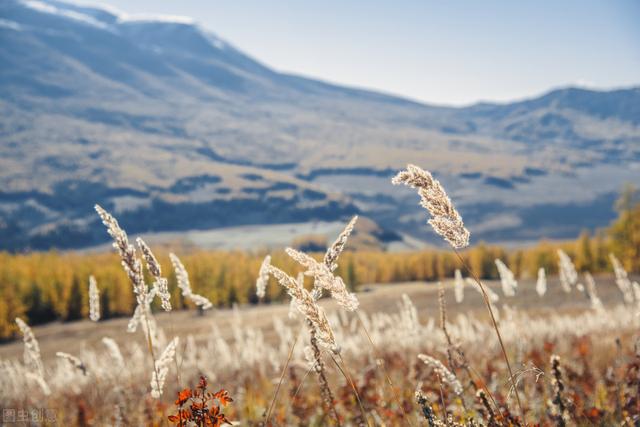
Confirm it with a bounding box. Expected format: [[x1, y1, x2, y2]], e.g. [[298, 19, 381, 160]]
[[65, 276, 84, 321]]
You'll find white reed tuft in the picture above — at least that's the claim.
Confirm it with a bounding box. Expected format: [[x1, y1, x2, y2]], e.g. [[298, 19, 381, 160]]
[[392, 164, 470, 249], [15, 317, 44, 379], [557, 250, 578, 293], [610, 253, 635, 304], [256, 255, 271, 299], [417, 354, 463, 395], [137, 238, 172, 312], [583, 272, 604, 311], [286, 247, 359, 311], [56, 352, 88, 376], [495, 259, 518, 297], [467, 277, 499, 303], [288, 273, 304, 319], [150, 337, 178, 398], [102, 337, 125, 368], [536, 267, 547, 297], [88, 275, 100, 322], [95, 205, 147, 306], [169, 253, 213, 310], [323, 215, 358, 271], [454, 269, 464, 303], [266, 264, 338, 353], [25, 372, 51, 396], [127, 287, 157, 334]]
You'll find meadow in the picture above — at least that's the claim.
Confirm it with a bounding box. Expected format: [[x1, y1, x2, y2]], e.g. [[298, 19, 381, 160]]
[[0, 165, 639, 426]]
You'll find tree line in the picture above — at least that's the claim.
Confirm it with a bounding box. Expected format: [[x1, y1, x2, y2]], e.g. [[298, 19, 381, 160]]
[[0, 188, 637, 340]]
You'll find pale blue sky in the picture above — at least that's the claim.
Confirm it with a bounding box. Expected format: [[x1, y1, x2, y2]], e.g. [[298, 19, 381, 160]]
[[90, 0, 639, 105]]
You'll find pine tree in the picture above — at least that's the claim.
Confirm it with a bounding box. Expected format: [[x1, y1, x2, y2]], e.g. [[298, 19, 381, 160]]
[[65, 276, 84, 321]]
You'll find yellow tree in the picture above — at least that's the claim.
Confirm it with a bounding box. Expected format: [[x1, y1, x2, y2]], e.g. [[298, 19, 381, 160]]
[[609, 185, 640, 272]]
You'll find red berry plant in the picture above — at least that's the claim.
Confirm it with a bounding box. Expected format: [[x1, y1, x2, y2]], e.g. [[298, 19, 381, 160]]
[[168, 376, 233, 427]]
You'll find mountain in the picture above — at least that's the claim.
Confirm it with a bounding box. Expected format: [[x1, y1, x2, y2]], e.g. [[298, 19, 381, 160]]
[[1, 0, 639, 251]]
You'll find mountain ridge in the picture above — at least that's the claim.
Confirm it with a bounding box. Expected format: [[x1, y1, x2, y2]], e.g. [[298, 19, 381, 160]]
[[1, 0, 639, 251]]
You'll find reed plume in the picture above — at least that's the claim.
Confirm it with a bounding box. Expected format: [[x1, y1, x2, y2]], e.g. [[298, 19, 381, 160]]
[[102, 337, 125, 368], [324, 215, 358, 271], [468, 278, 499, 303], [536, 267, 547, 297], [266, 264, 338, 353], [25, 372, 51, 396], [417, 354, 463, 396], [392, 164, 469, 249], [584, 272, 604, 311], [169, 253, 213, 309], [495, 259, 517, 297], [151, 337, 179, 398], [95, 205, 162, 394], [392, 164, 524, 422], [454, 269, 464, 303], [95, 205, 147, 306], [15, 317, 44, 379], [88, 275, 100, 322], [255, 255, 271, 299], [127, 287, 157, 334], [557, 249, 578, 293], [56, 352, 88, 376], [286, 247, 359, 311], [610, 253, 635, 304], [137, 237, 171, 312]]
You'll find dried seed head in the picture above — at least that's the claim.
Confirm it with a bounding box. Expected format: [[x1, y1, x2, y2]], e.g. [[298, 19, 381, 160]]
[[610, 253, 635, 303], [150, 337, 178, 398], [266, 264, 338, 353], [495, 259, 517, 297], [137, 238, 171, 311], [392, 164, 470, 248], [102, 337, 124, 368], [286, 248, 359, 311], [557, 250, 578, 293], [88, 275, 100, 322], [454, 269, 464, 303], [56, 352, 88, 376], [95, 205, 147, 305], [169, 253, 213, 310], [16, 318, 44, 379], [256, 255, 271, 299], [418, 353, 463, 395], [536, 267, 547, 297], [324, 215, 358, 271]]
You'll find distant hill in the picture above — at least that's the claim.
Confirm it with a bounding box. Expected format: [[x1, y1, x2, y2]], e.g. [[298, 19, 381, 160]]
[[1, 0, 639, 251]]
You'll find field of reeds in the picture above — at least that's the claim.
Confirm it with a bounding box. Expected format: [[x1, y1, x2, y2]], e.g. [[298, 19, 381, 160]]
[[1, 165, 639, 426]]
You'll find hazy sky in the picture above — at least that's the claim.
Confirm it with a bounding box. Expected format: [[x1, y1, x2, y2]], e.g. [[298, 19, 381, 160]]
[[88, 0, 639, 106]]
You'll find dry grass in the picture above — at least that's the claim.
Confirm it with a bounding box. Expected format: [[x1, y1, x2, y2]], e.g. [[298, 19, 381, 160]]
[[1, 273, 639, 425], [1, 167, 639, 426]]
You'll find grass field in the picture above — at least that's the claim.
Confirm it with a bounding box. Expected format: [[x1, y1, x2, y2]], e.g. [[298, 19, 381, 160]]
[[2, 168, 638, 426], [2, 272, 639, 426], [0, 275, 629, 362]]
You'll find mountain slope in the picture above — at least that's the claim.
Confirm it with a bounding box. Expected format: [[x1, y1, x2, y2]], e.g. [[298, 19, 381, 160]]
[[0, 0, 639, 250]]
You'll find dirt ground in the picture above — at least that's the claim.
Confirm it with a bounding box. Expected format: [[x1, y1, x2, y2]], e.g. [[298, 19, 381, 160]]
[[0, 274, 632, 361]]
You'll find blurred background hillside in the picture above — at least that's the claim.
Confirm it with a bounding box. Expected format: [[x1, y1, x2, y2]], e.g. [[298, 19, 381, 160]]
[[1, 0, 639, 251]]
